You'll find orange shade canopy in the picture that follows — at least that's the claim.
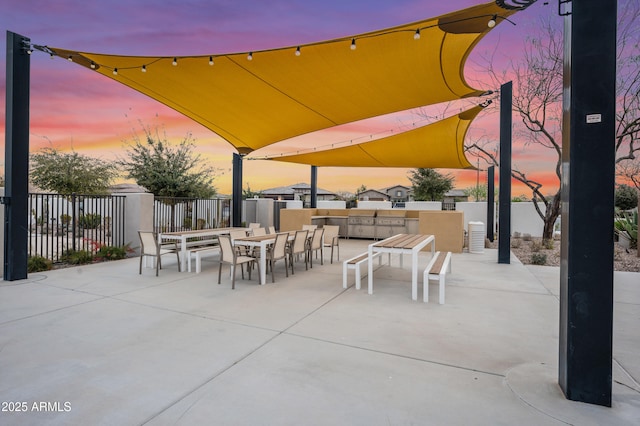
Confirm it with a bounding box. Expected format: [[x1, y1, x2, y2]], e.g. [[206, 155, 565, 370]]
[[50, 1, 521, 158]]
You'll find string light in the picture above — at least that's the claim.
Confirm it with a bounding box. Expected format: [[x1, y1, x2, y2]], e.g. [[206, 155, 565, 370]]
[[67, 55, 73, 62], [141, 64, 147, 72], [414, 29, 421, 40], [247, 52, 253, 60], [209, 56, 214, 65], [487, 14, 497, 28], [90, 61, 96, 69], [172, 57, 178, 66], [295, 46, 301, 56], [112, 68, 118, 75], [350, 38, 356, 50]]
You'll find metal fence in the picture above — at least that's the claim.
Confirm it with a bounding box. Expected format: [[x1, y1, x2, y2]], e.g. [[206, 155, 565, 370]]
[[153, 197, 231, 233], [28, 193, 126, 263]]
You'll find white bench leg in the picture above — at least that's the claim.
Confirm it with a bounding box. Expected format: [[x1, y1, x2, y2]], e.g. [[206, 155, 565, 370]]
[[196, 253, 202, 274], [355, 265, 361, 290], [423, 272, 429, 303], [342, 263, 348, 289], [438, 274, 445, 304]]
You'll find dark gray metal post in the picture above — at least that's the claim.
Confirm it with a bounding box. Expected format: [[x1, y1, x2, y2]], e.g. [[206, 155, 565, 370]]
[[559, 0, 616, 407], [310, 166, 317, 209], [487, 166, 495, 242], [4, 31, 30, 281], [232, 153, 243, 227], [498, 82, 512, 264]]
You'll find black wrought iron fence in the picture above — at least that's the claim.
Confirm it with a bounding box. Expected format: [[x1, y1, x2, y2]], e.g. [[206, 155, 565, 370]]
[[153, 197, 230, 233], [442, 201, 456, 211], [28, 193, 126, 263]]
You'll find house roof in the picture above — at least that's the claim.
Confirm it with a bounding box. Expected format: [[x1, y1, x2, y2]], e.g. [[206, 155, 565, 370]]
[[261, 183, 335, 196]]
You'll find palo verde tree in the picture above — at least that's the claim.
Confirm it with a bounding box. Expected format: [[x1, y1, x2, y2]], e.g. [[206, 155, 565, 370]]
[[408, 168, 453, 201], [468, 4, 640, 241], [30, 146, 118, 195], [118, 124, 217, 199]]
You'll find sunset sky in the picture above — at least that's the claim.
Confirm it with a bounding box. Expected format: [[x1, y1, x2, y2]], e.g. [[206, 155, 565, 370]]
[[1, 0, 564, 196]]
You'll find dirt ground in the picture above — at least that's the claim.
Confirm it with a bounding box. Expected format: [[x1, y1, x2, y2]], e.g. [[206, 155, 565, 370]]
[[487, 237, 640, 273]]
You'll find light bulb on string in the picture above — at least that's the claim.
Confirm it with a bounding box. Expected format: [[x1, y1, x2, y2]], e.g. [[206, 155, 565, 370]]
[[295, 46, 301, 56], [488, 15, 497, 28], [414, 29, 421, 40], [172, 57, 178, 66], [113, 68, 118, 75], [209, 56, 214, 65], [350, 38, 356, 50], [141, 65, 147, 72], [247, 52, 253, 61]]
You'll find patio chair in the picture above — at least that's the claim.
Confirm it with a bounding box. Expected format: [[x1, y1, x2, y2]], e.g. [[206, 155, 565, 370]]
[[268, 232, 290, 282], [267, 226, 276, 234], [248, 222, 261, 229], [287, 230, 308, 274], [138, 231, 181, 276], [302, 224, 317, 231], [307, 228, 324, 268], [217, 235, 258, 289], [251, 227, 267, 236], [322, 225, 340, 263]]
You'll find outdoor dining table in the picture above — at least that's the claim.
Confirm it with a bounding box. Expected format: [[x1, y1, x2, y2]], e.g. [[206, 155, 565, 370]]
[[367, 233, 435, 300], [233, 233, 295, 285], [159, 227, 248, 272]]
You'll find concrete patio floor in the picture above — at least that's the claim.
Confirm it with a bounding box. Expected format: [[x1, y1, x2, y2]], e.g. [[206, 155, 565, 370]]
[[1, 239, 638, 425]]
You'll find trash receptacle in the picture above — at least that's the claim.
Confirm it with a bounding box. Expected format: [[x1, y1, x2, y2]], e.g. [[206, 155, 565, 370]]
[[468, 221, 485, 254]]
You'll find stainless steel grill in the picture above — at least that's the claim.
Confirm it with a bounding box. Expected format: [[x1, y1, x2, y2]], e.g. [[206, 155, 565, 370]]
[[348, 212, 376, 239], [375, 213, 407, 239]]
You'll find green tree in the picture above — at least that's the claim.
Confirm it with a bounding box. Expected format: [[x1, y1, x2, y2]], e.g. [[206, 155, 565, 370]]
[[243, 184, 263, 199], [408, 168, 453, 201], [118, 125, 217, 198], [30, 146, 118, 194], [615, 184, 638, 210]]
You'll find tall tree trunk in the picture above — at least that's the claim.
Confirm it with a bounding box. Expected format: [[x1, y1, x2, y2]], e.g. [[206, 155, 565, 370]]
[[542, 191, 561, 241]]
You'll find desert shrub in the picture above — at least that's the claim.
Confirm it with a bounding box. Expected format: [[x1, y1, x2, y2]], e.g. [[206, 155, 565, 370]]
[[513, 231, 521, 239], [522, 233, 532, 241], [531, 253, 547, 265], [28, 255, 53, 272], [530, 240, 543, 252], [61, 249, 95, 265], [511, 238, 522, 248], [95, 245, 128, 261], [79, 213, 101, 229]]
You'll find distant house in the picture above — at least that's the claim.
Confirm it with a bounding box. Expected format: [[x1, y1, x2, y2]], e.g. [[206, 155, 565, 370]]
[[357, 189, 390, 202], [382, 185, 413, 204], [261, 183, 336, 202], [443, 189, 469, 203]]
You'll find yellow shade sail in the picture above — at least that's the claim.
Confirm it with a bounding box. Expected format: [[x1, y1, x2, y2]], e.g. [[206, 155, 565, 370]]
[[50, 1, 521, 155], [260, 106, 483, 169]]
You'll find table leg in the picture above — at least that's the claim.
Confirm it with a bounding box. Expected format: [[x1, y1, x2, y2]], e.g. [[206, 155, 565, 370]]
[[411, 248, 419, 300], [259, 243, 267, 285], [368, 245, 374, 295], [180, 236, 187, 272]]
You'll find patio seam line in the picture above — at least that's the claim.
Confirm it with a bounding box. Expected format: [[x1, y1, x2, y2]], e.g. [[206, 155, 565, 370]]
[[140, 286, 355, 424], [0, 296, 108, 327], [614, 359, 640, 392], [281, 332, 506, 379]]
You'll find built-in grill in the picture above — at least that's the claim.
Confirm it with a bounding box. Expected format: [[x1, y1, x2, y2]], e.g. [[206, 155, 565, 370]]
[[348, 211, 376, 239], [375, 211, 407, 239]]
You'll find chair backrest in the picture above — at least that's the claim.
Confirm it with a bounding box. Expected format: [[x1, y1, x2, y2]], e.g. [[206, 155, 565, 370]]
[[302, 224, 317, 231], [271, 233, 288, 259], [218, 235, 235, 262], [229, 229, 248, 241], [292, 230, 308, 253], [268, 226, 276, 234], [138, 231, 158, 256], [251, 227, 267, 236], [323, 225, 340, 243], [249, 223, 261, 229], [311, 228, 324, 249]]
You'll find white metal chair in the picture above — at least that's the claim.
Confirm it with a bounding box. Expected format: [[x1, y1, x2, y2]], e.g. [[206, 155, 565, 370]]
[[307, 228, 324, 268], [138, 231, 180, 276], [302, 224, 317, 231], [217, 235, 258, 289], [268, 233, 290, 282], [267, 226, 276, 234], [322, 225, 340, 263], [287, 230, 308, 274]]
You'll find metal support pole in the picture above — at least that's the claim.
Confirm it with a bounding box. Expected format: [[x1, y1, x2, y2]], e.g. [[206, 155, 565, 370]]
[[559, 0, 616, 407], [487, 166, 495, 242], [3, 31, 30, 281], [498, 82, 512, 264], [232, 153, 243, 227], [310, 166, 318, 209]]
